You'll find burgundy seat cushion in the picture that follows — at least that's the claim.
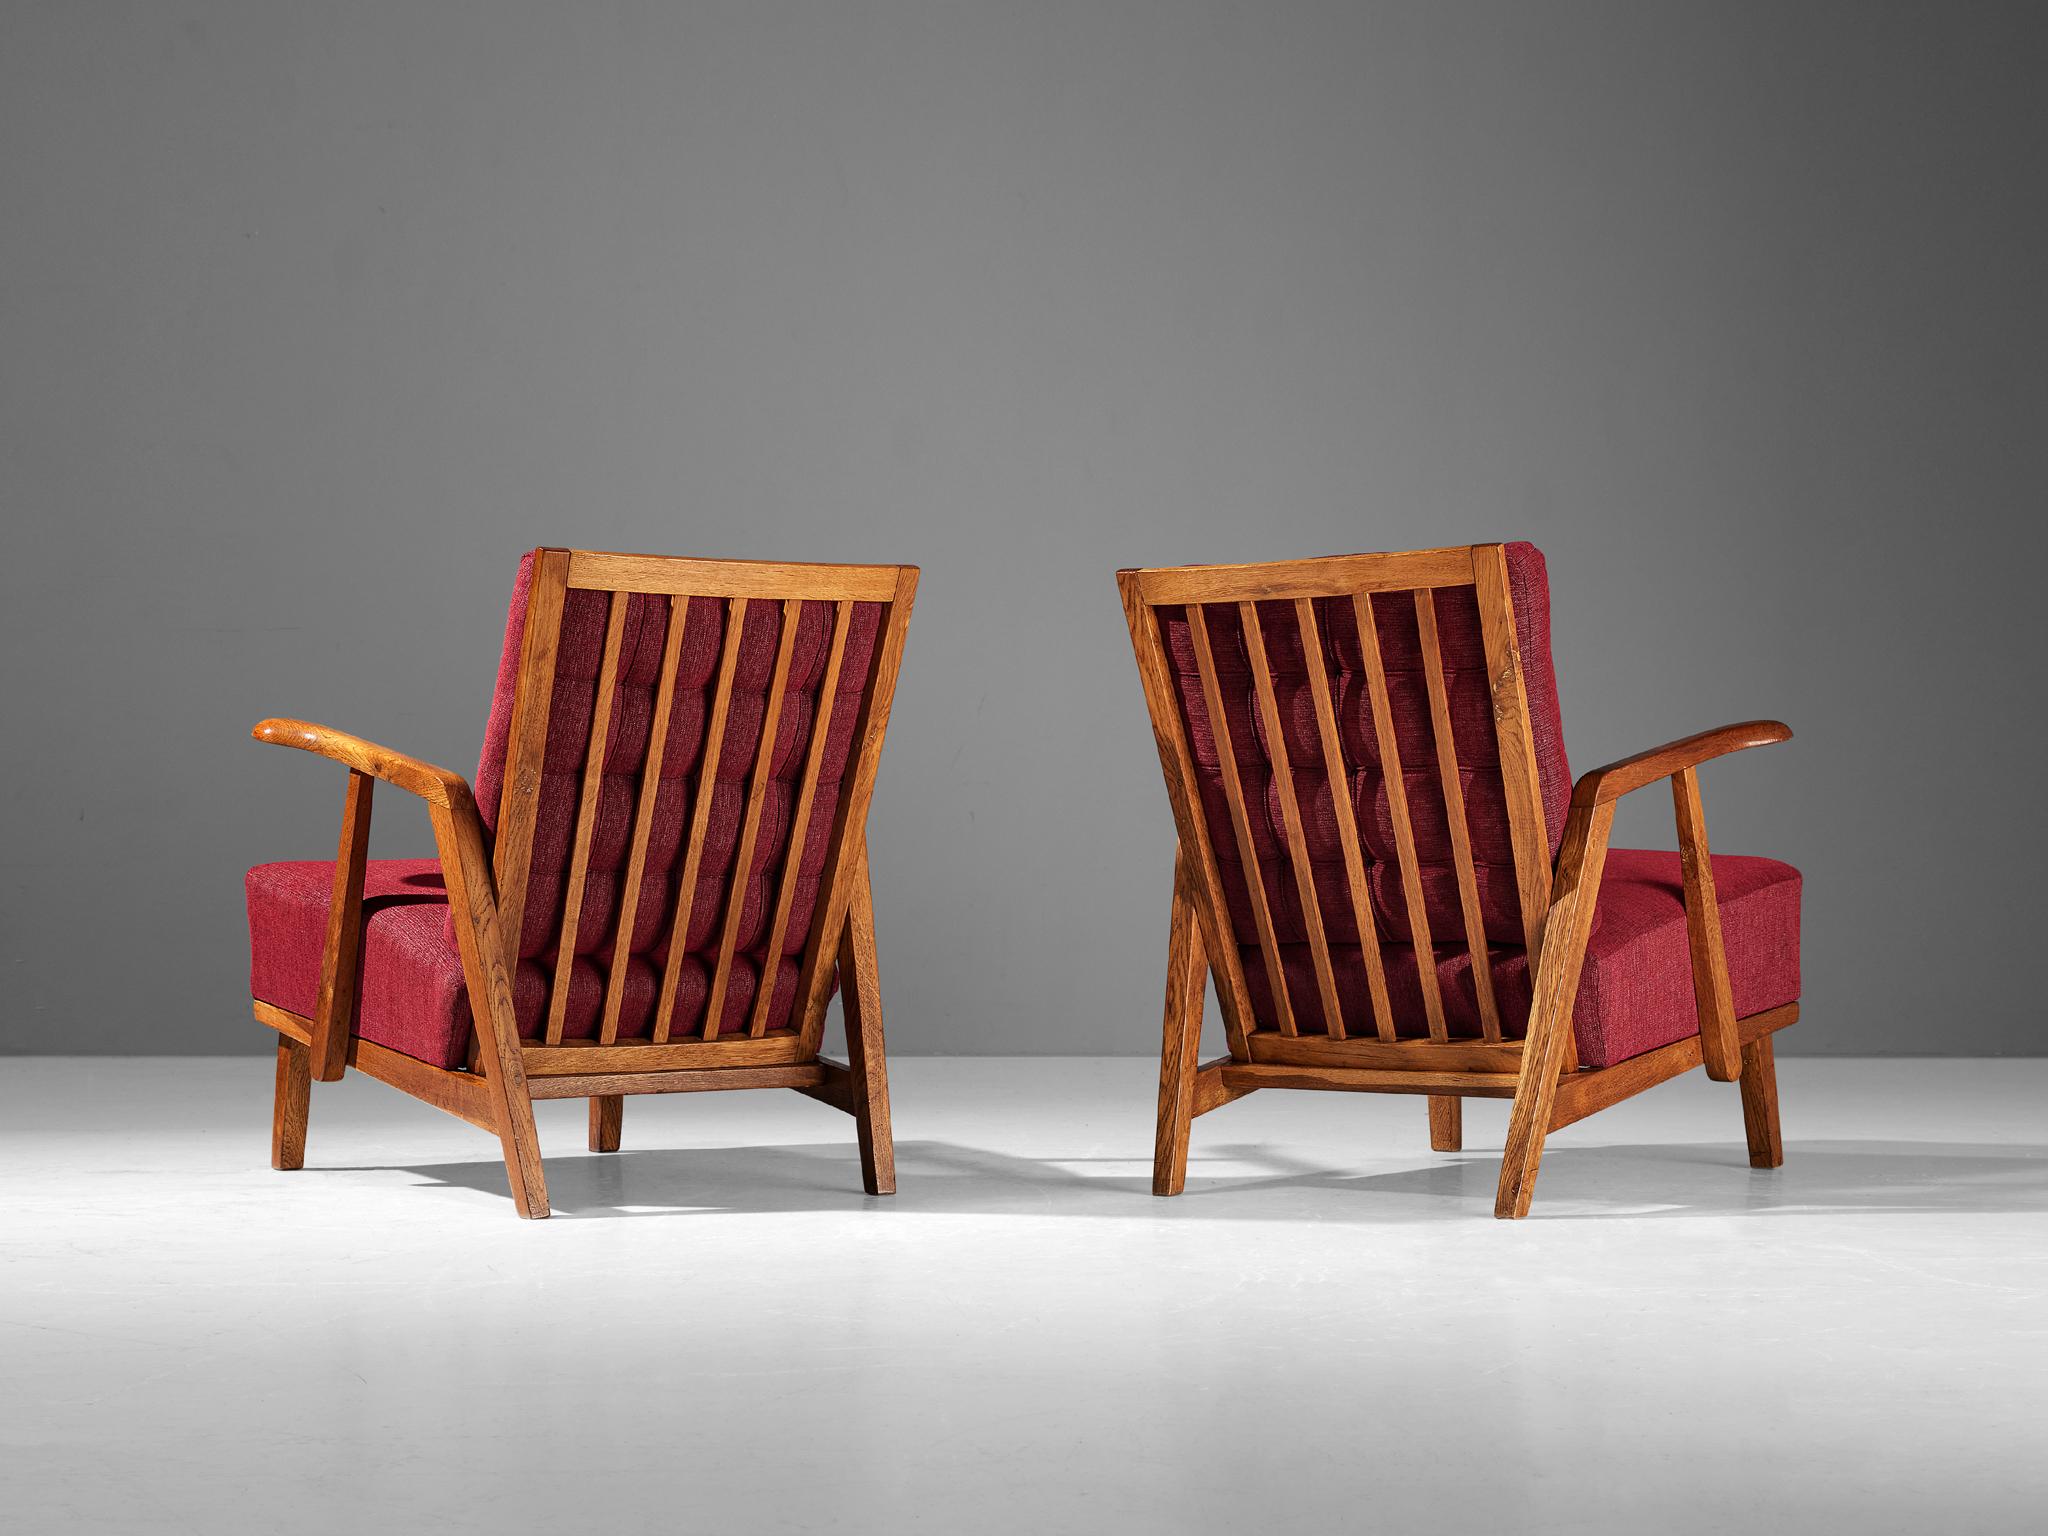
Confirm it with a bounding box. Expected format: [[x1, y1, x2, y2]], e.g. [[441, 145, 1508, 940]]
[[247, 859, 470, 1067], [1241, 848, 1801, 1067], [247, 553, 878, 1068]]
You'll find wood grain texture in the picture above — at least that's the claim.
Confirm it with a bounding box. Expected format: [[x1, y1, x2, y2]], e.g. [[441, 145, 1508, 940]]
[[602, 594, 688, 1045], [566, 550, 901, 602], [1134, 546, 1476, 606], [1470, 545, 1552, 955], [1219, 1063, 1521, 1097], [655, 596, 749, 1044], [546, 590, 629, 1045], [1191, 1058, 1256, 1117], [1187, 602, 1296, 1035], [1415, 589, 1501, 1040], [1152, 848, 1208, 1196], [1246, 1034, 1522, 1073], [1242, 603, 1346, 1040], [1294, 596, 1395, 1040], [256, 1001, 496, 1132], [794, 568, 920, 1055], [704, 599, 800, 1039], [1739, 1032, 1785, 1168], [750, 599, 854, 1037], [311, 770, 374, 1081], [1574, 721, 1792, 807], [1354, 590, 1446, 1039], [251, 719, 467, 807], [522, 1034, 807, 1076], [432, 792, 551, 1218], [1672, 766, 1742, 1081], [1428, 1096, 1463, 1152], [490, 547, 571, 971], [840, 850, 895, 1196], [271, 1036, 311, 1171], [1116, 573, 1256, 1057], [588, 1095, 622, 1153], [529, 1063, 833, 1100], [1495, 800, 1614, 1218]]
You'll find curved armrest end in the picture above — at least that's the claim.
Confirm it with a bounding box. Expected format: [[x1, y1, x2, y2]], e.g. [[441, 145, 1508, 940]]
[[251, 717, 470, 809], [1573, 720, 1792, 807]]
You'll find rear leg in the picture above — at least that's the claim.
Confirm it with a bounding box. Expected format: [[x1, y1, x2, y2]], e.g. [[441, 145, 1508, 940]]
[[1427, 1095, 1462, 1152], [1738, 1034, 1784, 1168], [589, 1095, 623, 1153], [272, 1036, 312, 1170]]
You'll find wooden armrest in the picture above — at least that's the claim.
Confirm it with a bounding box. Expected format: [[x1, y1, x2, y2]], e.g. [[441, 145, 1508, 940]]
[[251, 718, 472, 809], [1571, 720, 1791, 807]]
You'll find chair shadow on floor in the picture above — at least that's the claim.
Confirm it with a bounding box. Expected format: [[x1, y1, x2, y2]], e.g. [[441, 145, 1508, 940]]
[[351, 1137, 2048, 1221]]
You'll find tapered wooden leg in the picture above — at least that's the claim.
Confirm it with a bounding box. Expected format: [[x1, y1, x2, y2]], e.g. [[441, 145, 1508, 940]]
[[272, 1036, 312, 1171], [1496, 803, 1612, 1219], [1154, 850, 1207, 1197], [432, 801, 550, 1220], [1738, 1034, 1784, 1169], [841, 852, 894, 1196], [589, 1095, 623, 1153], [1428, 1095, 1462, 1152]]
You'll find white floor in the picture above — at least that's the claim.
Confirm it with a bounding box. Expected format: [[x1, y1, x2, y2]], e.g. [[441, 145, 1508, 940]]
[[3, 1057, 2044, 1535]]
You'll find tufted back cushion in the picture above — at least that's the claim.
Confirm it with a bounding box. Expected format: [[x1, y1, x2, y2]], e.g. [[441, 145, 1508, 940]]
[[469, 554, 882, 1041], [1154, 542, 1570, 1033]]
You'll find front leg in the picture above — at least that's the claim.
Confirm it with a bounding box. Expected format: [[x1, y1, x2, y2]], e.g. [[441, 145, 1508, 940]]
[[1496, 802, 1612, 1219], [1153, 848, 1208, 1196]]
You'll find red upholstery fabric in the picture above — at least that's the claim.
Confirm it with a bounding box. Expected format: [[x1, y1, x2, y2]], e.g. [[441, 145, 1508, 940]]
[[1240, 849, 1800, 1067], [248, 553, 882, 1069], [1160, 543, 1801, 1065]]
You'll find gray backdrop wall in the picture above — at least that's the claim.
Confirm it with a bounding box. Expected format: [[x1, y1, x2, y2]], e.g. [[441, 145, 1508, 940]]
[[6, 1, 2044, 1056]]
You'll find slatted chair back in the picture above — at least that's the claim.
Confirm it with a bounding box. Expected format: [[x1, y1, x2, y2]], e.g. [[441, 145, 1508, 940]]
[[479, 548, 917, 1076], [1118, 543, 1572, 1062]]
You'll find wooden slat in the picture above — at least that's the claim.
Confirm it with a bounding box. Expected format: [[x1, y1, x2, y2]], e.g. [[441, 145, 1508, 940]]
[[1246, 1034, 1522, 1073], [543, 590, 630, 1045], [1116, 577, 1258, 1059], [1186, 604, 1297, 1036], [527, 1063, 832, 1100], [1353, 591, 1446, 1040], [1294, 598, 1395, 1042], [1134, 546, 1477, 607], [493, 548, 572, 972], [793, 569, 921, 1055], [702, 600, 802, 1040], [1471, 544, 1551, 956], [838, 849, 895, 1195], [1154, 848, 1210, 1195], [600, 596, 688, 1045], [1413, 588, 1501, 1041], [748, 600, 855, 1037], [1672, 765, 1743, 1081], [522, 1033, 806, 1076], [1495, 800, 1614, 1218], [1218, 1063, 1522, 1098], [311, 769, 374, 1081], [1241, 602, 1347, 1041], [654, 598, 749, 1043], [566, 550, 901, 603]]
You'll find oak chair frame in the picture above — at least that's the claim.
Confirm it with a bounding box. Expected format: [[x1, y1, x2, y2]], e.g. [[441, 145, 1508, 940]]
[[1118, 545, 1794, 1217], [254, 548, 918, 1219]]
